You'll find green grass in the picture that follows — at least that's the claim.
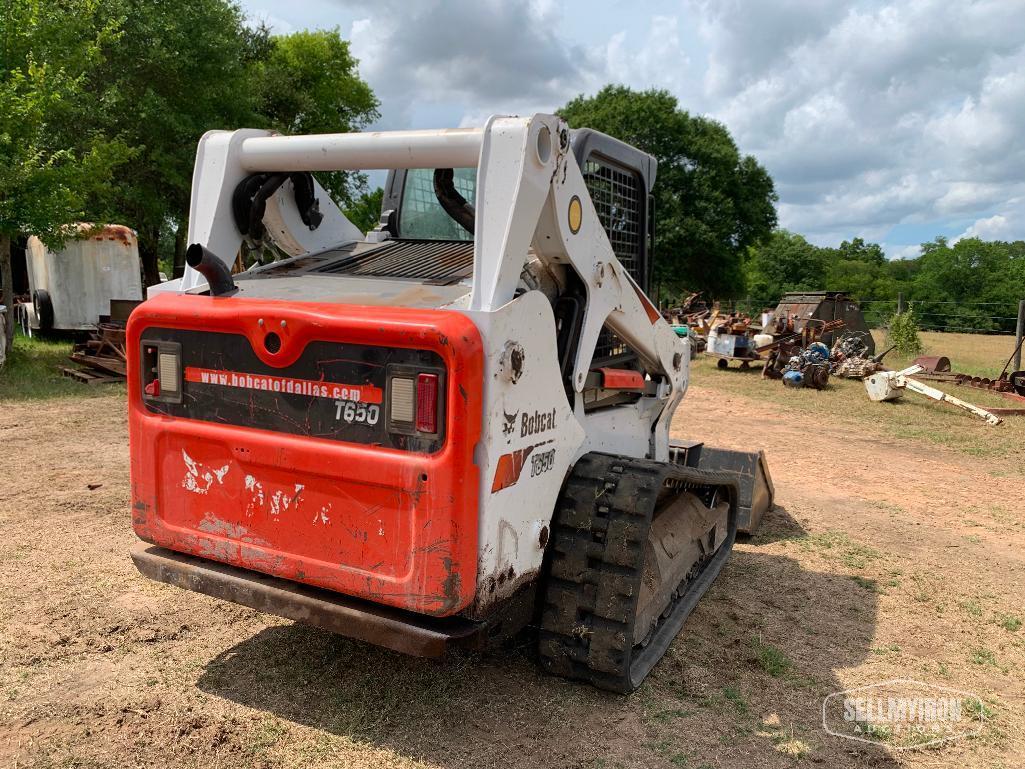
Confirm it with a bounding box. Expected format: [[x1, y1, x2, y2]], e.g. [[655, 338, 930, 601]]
[[722, 686, 749, 714], [797, 530, 882, 570], [971, 647, 997, 667], [996, 614, 1022, 632], [751, 638, 792, 678], [0, 332, 122, 401], [960, 599, 984, 617]]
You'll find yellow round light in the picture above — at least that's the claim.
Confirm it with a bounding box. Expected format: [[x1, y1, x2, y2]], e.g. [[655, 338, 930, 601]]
[[568, 196, 582, 234]]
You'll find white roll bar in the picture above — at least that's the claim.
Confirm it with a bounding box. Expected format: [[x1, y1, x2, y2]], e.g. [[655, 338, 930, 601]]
[[239, 127, 485, 172]]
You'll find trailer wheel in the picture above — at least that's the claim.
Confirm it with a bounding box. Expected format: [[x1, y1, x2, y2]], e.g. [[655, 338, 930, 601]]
[[716, 358, 728, 370], [32, 289, 54, 331]]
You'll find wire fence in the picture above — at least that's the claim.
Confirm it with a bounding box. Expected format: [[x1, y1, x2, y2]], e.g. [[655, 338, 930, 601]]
[[859, 299, 1021, 334]]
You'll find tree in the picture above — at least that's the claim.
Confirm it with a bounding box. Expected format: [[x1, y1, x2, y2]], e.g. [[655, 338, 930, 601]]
[[558, 85, 777, 297], [0, 0, 126, 346], [909, 237, 1024, 333], [65, 0, 264, 286], [822, 237, 898, 302], [744, 230, 828, 307], [343, 187, 384, 234], [253, 29, 379, 209], [67, 16, 380, 285]]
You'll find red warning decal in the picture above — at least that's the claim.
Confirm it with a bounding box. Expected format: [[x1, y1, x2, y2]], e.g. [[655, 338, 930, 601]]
[[184, 366, 383, 404]]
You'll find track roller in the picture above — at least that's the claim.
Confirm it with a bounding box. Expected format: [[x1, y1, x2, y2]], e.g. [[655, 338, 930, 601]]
[[538, 453, 738, 693]]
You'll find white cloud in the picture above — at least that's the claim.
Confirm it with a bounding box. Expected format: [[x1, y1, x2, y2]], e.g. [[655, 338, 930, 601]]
[[240, 0, 1025, 255], [603, 15, 690, 95], [882, 243, 923, 261], [688, 0, 1025, 253], [952, 194, 1025, 243], [344, 0, 599, 128], [957, 214, 1011, 242]]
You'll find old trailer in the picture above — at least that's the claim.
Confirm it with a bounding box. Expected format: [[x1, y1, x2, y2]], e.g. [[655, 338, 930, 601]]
[[770, 291, 874, 355], [25, 225, 144, 332]]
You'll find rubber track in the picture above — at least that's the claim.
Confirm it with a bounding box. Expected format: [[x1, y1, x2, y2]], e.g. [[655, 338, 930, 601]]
[[538, 453, 738, 693]]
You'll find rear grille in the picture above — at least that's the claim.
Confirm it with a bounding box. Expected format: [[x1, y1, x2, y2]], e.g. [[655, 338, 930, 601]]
[[583, 159, 643, 283], [316, 239, 474, 284], [583, 159, 644, 364], [592, 325, 629, 361]]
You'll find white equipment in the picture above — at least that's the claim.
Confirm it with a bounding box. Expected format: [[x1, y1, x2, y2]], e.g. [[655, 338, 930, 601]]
[[128, 114, 773, 693], [865, 365, 1002, 425]]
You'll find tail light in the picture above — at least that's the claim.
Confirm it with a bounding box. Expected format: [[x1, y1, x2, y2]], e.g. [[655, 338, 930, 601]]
[[141, 341, 182, 404], [387, 366, 443, 437], [415, 373, 439, 433]]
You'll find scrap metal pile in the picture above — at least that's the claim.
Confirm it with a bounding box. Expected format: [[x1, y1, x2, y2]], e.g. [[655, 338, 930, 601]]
[[63, 321, 128, 384], [706, 311, 764, 367], [906, 340, 1025, 418], [761, 318, 844, 384], [830, 332, 893, 379], [59, 298, 140, 384], [778, 341, 831, 389], [865, 365, 1004, 425], [672, 288, 1023, 426]]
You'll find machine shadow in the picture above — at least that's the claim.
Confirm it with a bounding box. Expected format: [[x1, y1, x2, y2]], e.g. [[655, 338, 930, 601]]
[[739, 502, 807, 544], [196, 505, 899, 768]]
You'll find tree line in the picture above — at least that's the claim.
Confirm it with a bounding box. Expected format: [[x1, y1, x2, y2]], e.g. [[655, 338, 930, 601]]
[[745, 231, 1025, 333], [3, 0, 1019, 342], [1, 0, 378, 307]]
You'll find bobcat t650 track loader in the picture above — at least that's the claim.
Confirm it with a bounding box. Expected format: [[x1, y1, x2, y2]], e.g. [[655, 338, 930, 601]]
[[128, 114, 773, 692]]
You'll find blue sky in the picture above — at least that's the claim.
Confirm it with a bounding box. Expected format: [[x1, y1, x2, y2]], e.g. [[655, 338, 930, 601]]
[[239, 0, 1025, 259]]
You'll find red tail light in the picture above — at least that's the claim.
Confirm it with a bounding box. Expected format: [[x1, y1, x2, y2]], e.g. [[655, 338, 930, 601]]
[[415, 373, 439, 433]]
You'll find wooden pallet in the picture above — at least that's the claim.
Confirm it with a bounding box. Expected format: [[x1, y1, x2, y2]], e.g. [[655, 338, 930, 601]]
[[61, 366, 122, 386]]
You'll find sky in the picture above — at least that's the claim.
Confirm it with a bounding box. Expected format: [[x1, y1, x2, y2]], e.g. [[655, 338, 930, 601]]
[[238, 0, 1025, 259]]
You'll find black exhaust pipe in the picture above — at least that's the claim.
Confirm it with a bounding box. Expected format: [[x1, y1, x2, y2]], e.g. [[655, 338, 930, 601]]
[[185, 243, 237, 296]]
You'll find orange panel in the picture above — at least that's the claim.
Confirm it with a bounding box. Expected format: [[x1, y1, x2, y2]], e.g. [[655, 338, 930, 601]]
[[128, 294, 483, 617], [597, 367, 646, 391]]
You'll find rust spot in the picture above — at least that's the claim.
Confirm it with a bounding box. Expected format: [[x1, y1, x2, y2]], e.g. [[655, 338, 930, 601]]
[[539, 525, 549, 549], [438, 557, 462, 613], [84, 223, 135, 246], [497, 565, 516, 586]]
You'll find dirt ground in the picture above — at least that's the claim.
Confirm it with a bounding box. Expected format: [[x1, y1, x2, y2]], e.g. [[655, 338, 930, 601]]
[[1, 382, 1022, 768]]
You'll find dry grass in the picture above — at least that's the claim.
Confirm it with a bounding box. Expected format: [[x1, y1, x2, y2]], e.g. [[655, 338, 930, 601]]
[[693, 331, 1025, 469], [872, 329, 1022, 378]]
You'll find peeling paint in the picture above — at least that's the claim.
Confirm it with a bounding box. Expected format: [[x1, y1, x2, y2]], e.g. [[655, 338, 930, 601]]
[[182, 450, 229, 495], [312, 504, 332, 525], [197, 513, 246, 540]]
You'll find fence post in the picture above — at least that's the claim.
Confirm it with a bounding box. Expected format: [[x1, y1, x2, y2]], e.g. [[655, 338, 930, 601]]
[[1015, 299, 1024, 371], [897, 292, 904, 315]]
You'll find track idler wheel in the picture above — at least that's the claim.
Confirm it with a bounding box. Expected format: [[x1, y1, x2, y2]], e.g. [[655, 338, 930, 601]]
[[538, 453, 738, 693]]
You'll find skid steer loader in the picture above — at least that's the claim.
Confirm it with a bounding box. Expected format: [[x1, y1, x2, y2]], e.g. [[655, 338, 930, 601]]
[[128, 114, 773, 692]]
